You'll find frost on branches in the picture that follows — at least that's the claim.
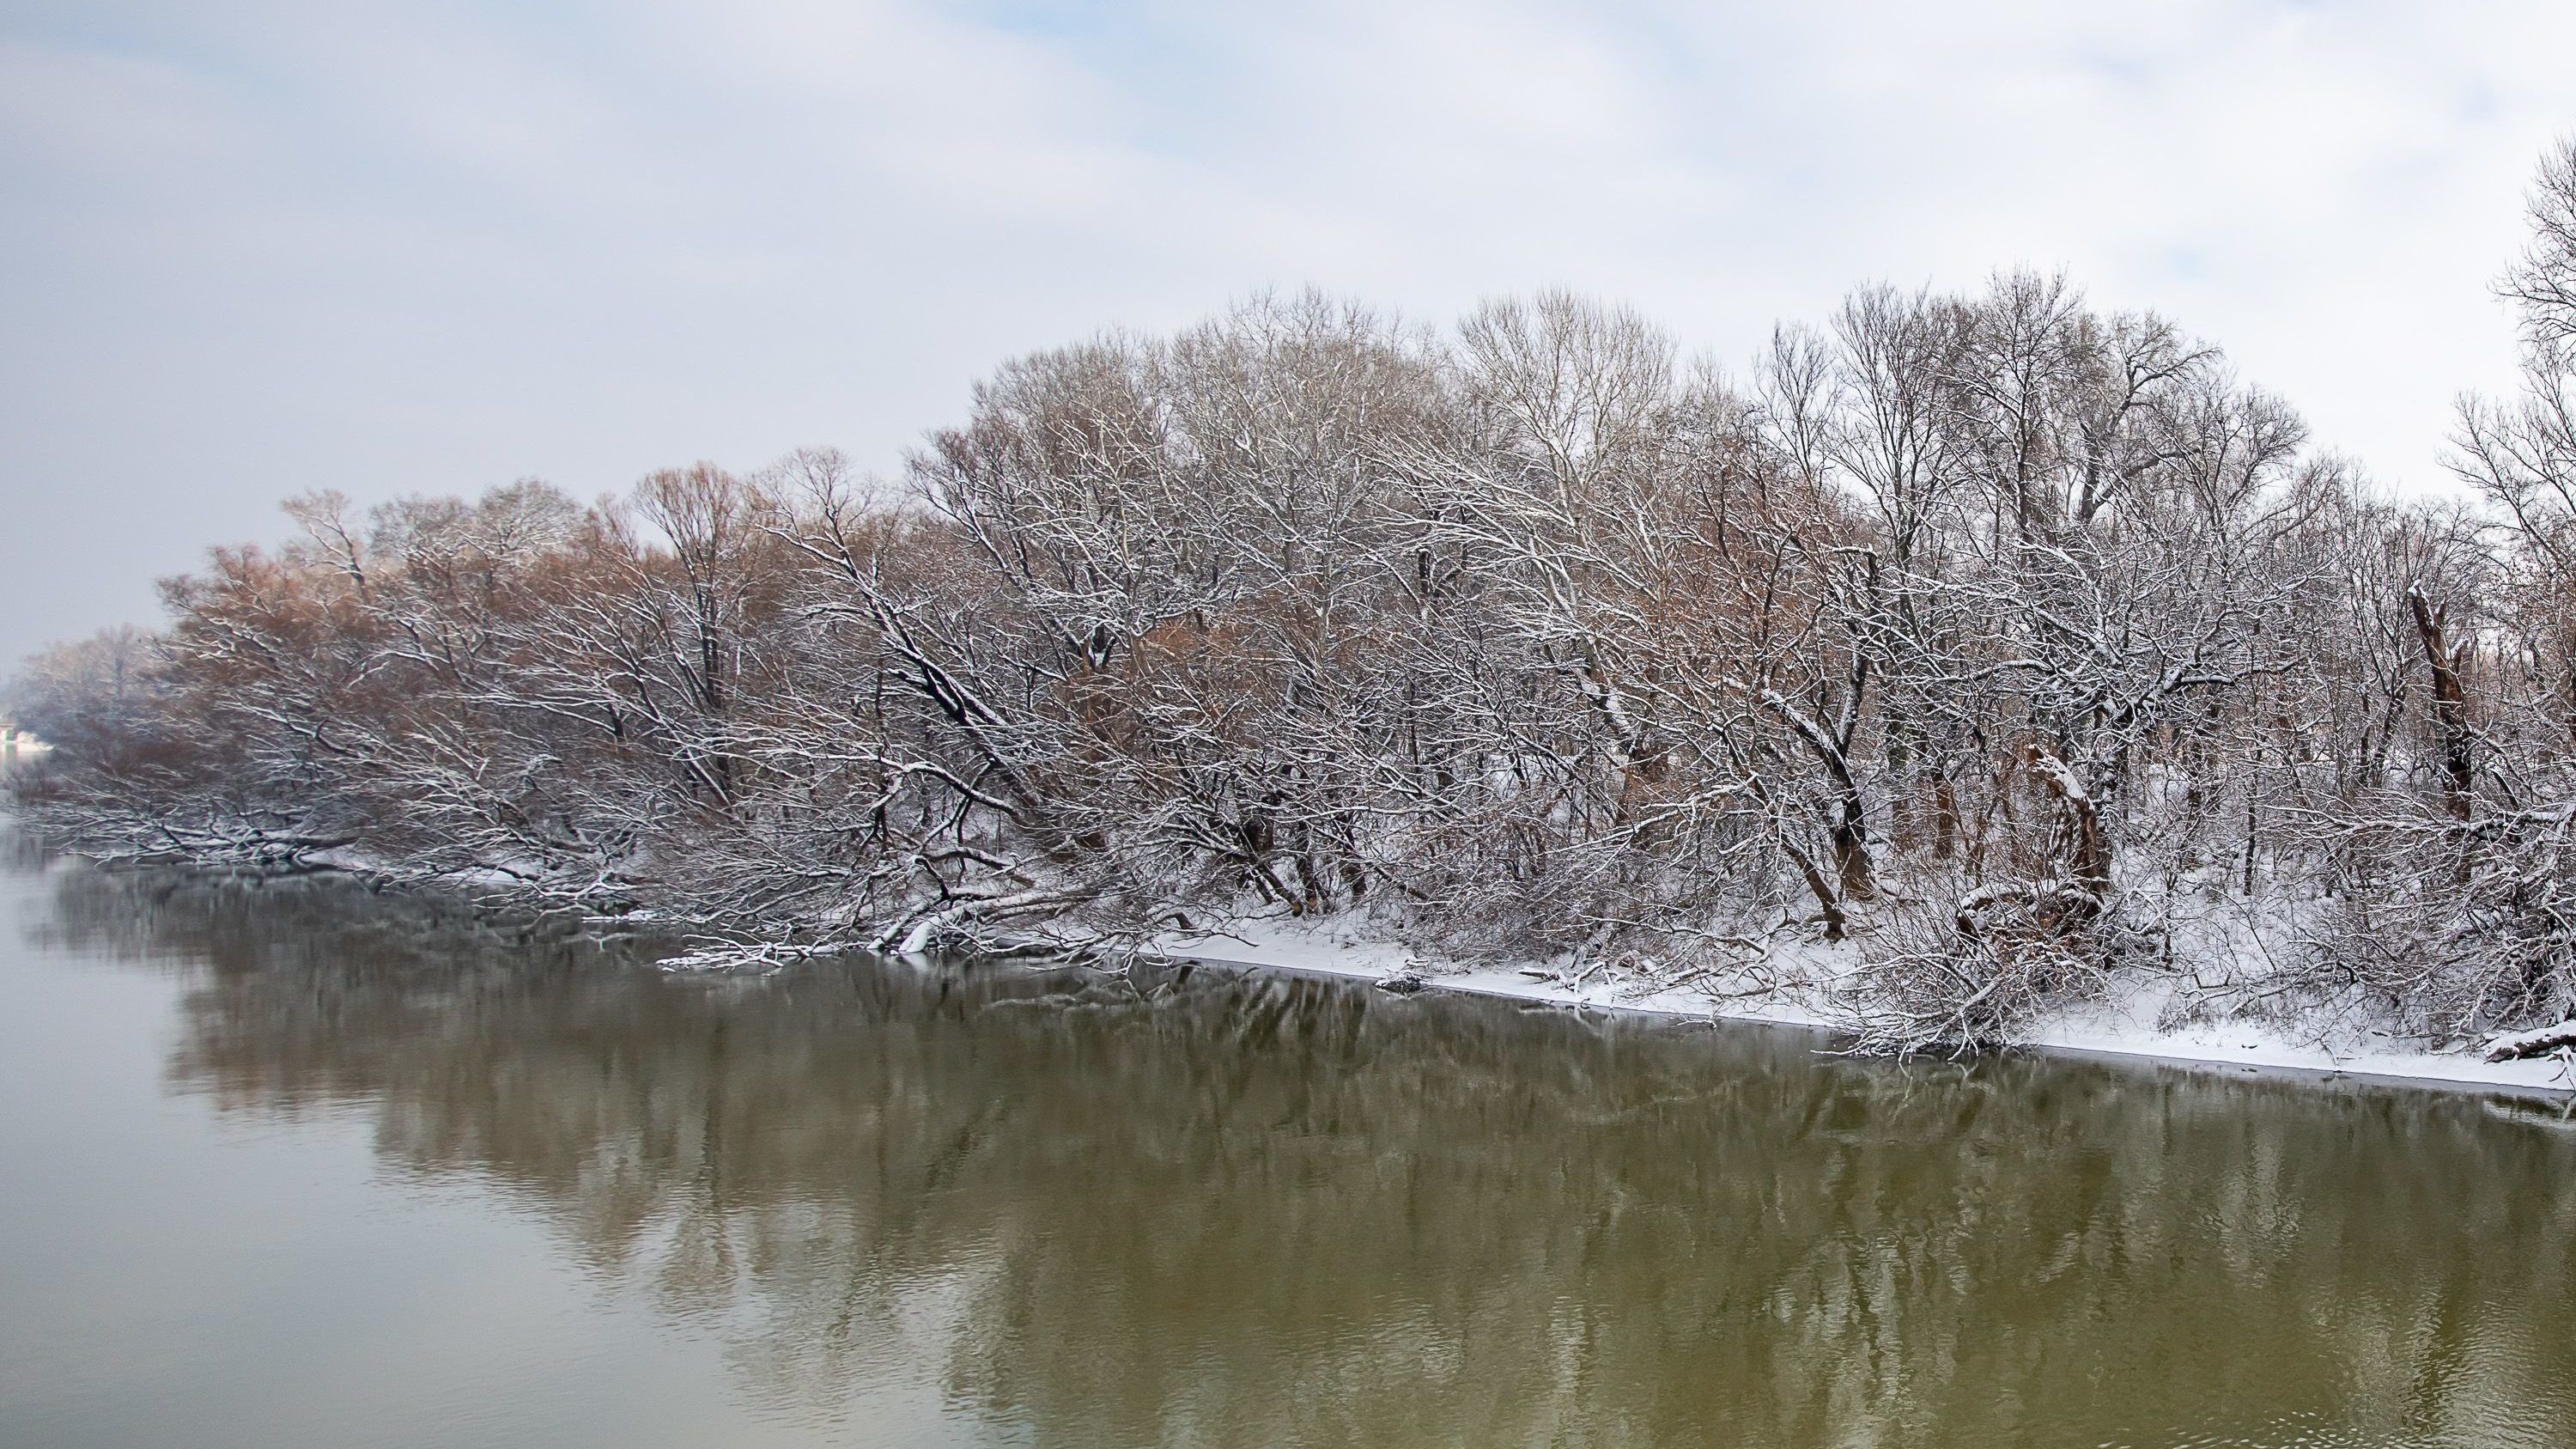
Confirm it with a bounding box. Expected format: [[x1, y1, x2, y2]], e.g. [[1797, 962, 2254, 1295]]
[[20, 143, 2576, 1060]]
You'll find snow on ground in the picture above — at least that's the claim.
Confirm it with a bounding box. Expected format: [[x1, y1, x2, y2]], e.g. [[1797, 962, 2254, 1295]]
[[1151, 917, 2576, 1100], [1154, 915, 1832, 1026], [2028, 997, 2576, 1097]]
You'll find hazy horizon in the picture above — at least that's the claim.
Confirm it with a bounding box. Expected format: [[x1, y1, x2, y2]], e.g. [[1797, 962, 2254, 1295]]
[[6, 0, 2573, 667]]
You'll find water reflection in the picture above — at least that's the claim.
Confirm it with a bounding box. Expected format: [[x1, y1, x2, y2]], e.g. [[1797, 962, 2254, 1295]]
[[34, 863, 2576, 1448]]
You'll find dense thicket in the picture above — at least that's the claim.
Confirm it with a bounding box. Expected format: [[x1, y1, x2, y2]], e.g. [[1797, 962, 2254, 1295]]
[[21, 143, 2576, 1054]]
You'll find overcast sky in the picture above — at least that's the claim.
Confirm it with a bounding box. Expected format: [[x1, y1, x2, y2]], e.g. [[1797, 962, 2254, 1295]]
[[3, 0, 2572, 666]]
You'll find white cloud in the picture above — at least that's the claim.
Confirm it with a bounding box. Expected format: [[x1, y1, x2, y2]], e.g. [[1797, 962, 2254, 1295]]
[[3, 0, 2573, 658]]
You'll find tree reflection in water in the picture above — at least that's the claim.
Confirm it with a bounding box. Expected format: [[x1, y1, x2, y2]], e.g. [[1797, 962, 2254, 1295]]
[[37, 862, 2576, 1449]]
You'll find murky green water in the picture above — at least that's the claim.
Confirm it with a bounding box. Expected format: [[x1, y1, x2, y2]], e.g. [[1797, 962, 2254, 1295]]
[[3, 851, 2574, 1447]]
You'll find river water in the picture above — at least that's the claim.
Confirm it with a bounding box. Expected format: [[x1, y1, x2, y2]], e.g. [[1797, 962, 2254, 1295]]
[[3, 849, 2574, 1447]]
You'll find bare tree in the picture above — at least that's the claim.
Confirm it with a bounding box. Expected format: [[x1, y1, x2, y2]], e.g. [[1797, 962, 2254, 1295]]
[[30, 143, 2576, 1060]]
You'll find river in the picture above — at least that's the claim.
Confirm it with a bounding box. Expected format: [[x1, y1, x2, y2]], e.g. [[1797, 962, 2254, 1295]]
[[3, 845, 2573, 1447]]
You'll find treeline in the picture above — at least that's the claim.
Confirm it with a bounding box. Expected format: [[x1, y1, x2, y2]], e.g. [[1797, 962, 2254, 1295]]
[[18, 144, 2576, 1053]]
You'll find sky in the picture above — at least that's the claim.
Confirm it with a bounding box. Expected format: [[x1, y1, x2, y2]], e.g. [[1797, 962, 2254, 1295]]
[[3, 0, 2573, 667]]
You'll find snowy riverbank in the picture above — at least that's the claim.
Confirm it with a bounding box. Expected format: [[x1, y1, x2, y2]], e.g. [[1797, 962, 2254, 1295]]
[[1154, 917, 2576, 1100], [33, 836, 2576, 1101]]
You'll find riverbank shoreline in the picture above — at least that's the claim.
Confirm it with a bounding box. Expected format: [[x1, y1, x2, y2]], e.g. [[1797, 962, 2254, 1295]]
[[20, 837, 2573, 1104], [1154, 921, 2576, 1104]]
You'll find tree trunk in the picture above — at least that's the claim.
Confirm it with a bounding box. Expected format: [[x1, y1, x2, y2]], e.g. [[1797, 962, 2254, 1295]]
[[2030, 748, 2110, 904], [2408, 584, 2475, 821], [1832, 797, 1874, 901]]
